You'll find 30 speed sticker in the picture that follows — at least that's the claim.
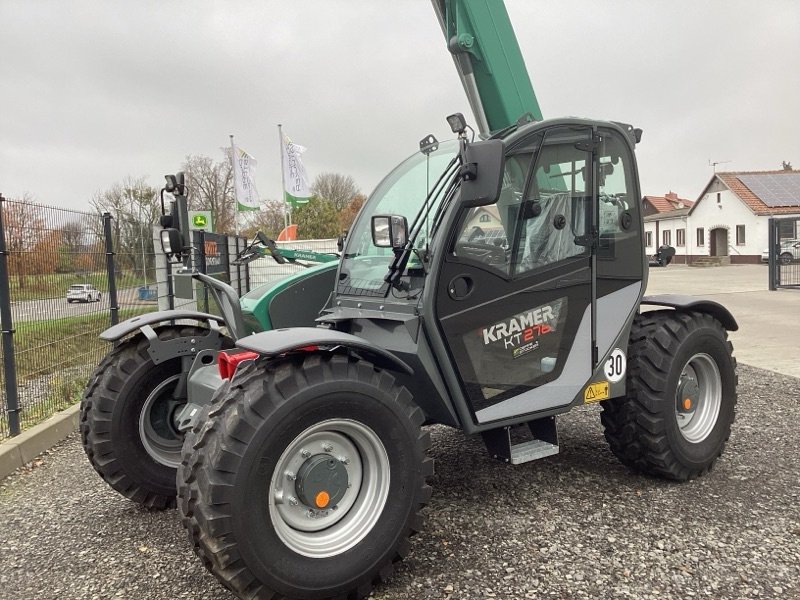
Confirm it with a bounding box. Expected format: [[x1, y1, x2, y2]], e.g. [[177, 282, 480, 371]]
[[584, 381, 610, 403], [603, 348, 626, 383]]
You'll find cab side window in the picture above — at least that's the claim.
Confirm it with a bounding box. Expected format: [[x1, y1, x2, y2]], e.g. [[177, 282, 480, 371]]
[[510, 128, 591, 277], [595, 129, 643, 279], [452, 152, 532, 277]]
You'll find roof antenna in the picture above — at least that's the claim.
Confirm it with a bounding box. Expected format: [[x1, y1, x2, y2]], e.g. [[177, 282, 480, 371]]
[[708, 159, 731, 173]]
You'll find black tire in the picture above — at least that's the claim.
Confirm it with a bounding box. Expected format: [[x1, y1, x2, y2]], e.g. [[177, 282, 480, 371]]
[[601, 310, 737, 481], [178, 353, 433, 600], [80, 326, 231, 509], [780, 252, 793, 265]]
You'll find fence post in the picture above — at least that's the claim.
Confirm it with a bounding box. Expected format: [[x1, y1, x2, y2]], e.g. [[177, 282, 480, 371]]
[[165, 258, 175, 310], [103, 212, 120, 326], [0, 194, 21, 436], [768, 217, 777, 291], [197, 230, 209, 313], [234, 236, 242, 296]]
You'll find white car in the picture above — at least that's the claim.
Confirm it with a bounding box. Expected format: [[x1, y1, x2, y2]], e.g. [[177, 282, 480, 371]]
[[762, 239, 800, 264], [67, 283, 102, 303]]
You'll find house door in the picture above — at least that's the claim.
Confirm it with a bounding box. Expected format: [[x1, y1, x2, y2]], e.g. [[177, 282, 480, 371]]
[[710, 228, 728, 257]]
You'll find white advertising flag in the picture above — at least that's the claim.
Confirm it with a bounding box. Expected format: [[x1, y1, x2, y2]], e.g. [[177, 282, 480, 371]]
[[231, 143, 260, 211], [282, 134, 311, 207]]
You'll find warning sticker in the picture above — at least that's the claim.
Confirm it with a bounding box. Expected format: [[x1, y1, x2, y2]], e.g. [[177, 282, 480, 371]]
[[584, 381, 610, 403]]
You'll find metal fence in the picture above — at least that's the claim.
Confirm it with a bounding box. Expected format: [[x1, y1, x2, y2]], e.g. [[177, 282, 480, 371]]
[[0, 195, 281, 440], [768, 216, 800, 290]]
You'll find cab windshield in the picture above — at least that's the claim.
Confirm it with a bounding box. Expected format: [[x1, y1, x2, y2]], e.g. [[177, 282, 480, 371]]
[[338, 140, 458, 296]]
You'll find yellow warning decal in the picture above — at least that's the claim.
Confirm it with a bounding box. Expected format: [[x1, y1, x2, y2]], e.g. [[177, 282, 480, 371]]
[[584, 381, 610, 403]]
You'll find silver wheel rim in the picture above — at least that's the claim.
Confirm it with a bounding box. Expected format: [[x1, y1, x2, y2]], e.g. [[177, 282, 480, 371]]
[[269, 419, 390, 558], [675, 353, 721, 443], [138, 374, 184, 467]]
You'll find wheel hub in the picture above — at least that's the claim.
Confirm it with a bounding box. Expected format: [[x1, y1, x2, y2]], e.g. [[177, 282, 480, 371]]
[[674, 353, 722, 443], [269, 419, 390, 558], [295, 454, 349, 509], [677, 376, 700, 413]]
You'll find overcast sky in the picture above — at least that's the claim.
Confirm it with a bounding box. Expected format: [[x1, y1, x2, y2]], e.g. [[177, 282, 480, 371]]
[[1, 0, 798, 212]]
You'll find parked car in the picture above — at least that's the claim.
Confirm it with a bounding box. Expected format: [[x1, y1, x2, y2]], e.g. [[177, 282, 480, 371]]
[[762, 239, 800, 264], [67, 283, 102, 303]]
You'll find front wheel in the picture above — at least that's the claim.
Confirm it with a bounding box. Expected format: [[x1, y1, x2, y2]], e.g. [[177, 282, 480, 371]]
[[601, 311, 737, 481], [80, 326, 231, 509], [178, 354, 433, 600], [780, 252, 793, 265]]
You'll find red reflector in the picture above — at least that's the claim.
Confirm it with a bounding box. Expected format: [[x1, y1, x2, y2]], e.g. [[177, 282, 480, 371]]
[[218, 350, 259, 380], [298, 345, 319, 352]]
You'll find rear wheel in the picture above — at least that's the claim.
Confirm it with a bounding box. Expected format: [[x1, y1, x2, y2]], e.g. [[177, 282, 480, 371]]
[[780, 252, 793, 265], [80, 326, 231, 509], [178, 354, 433, 600], [601, 311, 737, 481]]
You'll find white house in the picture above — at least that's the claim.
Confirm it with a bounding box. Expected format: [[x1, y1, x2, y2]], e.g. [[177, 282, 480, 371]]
[[644, 170, 800, 265], [642, 192, 694, 264]]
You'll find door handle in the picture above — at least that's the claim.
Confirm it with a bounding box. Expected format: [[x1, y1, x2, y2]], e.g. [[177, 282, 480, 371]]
[[448, 275, 474, 300]]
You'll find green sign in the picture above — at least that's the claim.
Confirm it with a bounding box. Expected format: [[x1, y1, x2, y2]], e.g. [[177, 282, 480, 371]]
[[188, 210, 214, 232]]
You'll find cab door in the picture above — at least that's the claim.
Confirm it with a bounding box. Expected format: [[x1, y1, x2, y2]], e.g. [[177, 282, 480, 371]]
[[433, 125, 596, 425]]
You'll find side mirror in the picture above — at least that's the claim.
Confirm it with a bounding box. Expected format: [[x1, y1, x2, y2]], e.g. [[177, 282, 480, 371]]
[[371, 215, 408, 250], [337, 230, 348, 253], [459, 139, 505, 208]]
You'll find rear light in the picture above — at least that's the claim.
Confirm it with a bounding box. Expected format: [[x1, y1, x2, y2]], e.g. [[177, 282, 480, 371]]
[[218, 350, 259, 380]]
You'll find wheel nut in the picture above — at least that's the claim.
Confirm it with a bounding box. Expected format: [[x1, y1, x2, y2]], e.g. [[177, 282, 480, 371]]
[[300, 449, 311, 458], [322, 443, 333, 453], [338, 456, 350, 465], [288, 495, 298, 506], [285, 471, 296, 481]]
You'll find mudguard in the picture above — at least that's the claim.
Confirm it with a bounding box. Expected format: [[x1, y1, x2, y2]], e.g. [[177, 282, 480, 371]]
[[236, 327, 414, 375], [641, 294, 738, 331], [100, 310, 226, 342]]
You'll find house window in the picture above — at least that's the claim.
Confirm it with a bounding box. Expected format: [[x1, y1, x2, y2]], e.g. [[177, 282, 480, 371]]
[[696, 228, 705, 246], [676, 228, 685, 247], [479, 214, 491, 223], [645, 231, 653, 247], [663, 230, 671, 246], [736, 225, 746, 245], [716, 192, 721, 204]]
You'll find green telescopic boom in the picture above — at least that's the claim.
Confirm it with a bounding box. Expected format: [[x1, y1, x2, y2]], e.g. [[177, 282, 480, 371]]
[[433, 0, 543, 136]]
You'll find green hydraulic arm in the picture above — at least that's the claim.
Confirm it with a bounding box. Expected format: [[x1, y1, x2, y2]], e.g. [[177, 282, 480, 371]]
[[432, 0, 543, 136], [233, 232, 339, 267]]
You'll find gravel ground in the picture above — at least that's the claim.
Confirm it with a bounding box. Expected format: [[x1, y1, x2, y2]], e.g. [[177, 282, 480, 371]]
[[1, 364, 798, 600]]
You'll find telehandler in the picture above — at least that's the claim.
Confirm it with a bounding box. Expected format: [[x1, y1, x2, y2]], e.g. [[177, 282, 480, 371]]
[[80, 2, 737, 598]]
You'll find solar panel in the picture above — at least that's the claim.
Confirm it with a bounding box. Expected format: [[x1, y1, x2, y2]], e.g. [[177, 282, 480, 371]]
[[738, 172, 800, 207]]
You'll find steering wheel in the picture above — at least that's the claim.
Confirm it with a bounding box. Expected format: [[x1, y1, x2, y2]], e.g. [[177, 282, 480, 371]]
[[456, 241, 507, 265]]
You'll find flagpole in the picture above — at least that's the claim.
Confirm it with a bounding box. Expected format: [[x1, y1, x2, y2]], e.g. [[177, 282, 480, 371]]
[[229, 134, 241, 236], [278, 123, 290, 229]]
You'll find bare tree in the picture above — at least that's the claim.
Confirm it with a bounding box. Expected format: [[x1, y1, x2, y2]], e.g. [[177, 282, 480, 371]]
[[241, 198, 288, 239], [56, 220, 85, 273], [182, 153, 235, 233], [90, 176, 160, 276], [311, 172, 360, 211]]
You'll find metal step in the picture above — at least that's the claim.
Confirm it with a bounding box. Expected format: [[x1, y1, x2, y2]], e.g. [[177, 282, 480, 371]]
[[508, 438, 560, 464], [481, 416, 560, 465]]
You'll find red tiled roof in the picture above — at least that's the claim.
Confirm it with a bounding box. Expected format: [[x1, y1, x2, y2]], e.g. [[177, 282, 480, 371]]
[[642, 193, 694, 213], [710, 171, 800, 215]]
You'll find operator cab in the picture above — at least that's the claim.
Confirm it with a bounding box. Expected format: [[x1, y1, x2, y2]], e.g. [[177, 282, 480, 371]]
[[333, 116, 646, 431]]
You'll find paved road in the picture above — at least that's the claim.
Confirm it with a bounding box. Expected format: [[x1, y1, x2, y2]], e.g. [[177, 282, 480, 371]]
[[645, 264, 800, 378], [9, 287, 152, 323]]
